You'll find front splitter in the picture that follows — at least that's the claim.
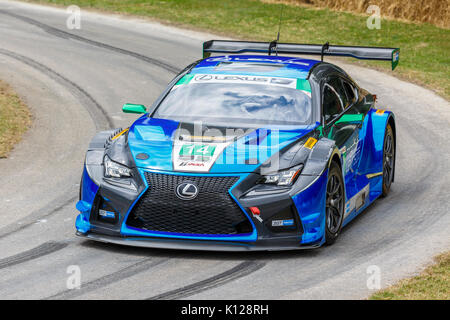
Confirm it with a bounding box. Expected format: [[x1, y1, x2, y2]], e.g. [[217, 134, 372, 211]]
[[76, 231, 321, 252]]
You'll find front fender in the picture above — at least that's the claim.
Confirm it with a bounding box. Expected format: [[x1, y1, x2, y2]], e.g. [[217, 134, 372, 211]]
[[289, 138, 341, 246]]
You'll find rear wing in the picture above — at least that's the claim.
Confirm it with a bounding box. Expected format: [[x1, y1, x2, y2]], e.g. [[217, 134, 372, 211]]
[[203, 40, 400, 70]]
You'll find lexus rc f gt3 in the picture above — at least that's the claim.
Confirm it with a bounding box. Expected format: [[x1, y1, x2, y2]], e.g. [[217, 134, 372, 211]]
[[76, 40, 399, 251]]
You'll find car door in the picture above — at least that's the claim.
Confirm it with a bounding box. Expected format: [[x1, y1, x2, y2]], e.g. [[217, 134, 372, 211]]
[[337, 77, 366, 178], [322, 75, 363, 185]]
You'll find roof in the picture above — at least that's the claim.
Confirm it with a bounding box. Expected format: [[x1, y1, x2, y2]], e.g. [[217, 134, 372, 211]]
[[190, 55, 320, 79]]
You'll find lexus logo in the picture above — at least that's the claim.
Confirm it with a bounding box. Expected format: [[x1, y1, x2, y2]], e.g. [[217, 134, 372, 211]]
[[175, 182, 199, 200]]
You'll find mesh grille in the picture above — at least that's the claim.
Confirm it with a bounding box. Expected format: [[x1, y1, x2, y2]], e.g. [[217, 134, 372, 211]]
[[126, 172, 252, 235]]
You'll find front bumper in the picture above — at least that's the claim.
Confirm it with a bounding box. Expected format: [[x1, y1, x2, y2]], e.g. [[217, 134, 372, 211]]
[[77, 167, 327, 251]]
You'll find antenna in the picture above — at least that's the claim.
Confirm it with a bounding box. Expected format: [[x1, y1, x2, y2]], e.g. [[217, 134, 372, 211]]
[[268, 6, 284, 56]]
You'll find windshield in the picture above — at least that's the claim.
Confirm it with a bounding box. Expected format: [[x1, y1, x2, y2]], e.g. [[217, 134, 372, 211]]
[[153, 77, 313, 126]]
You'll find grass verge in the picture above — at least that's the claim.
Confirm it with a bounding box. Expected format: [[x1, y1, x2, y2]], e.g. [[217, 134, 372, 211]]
[[370, 252, 450, 300], [0, 80, 32, 158], [22, 0, 450, 100]]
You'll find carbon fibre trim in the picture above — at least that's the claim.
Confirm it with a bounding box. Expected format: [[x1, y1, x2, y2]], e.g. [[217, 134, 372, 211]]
[[76, 232, 320, 251]]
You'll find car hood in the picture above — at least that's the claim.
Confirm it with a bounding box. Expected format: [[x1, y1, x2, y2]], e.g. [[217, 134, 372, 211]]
[[127, 116, 317, 174]]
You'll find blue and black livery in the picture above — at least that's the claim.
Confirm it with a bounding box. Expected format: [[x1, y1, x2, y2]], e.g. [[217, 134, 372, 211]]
[[76, 41, 398, 251]]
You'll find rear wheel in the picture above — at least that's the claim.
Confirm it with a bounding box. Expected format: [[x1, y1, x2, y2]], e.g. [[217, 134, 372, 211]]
[[382, 124, 395, 197], [325, 161, 345, 245]]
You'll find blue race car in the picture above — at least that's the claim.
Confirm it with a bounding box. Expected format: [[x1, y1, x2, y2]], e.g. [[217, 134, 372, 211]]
[[76, 40, 399, 251]]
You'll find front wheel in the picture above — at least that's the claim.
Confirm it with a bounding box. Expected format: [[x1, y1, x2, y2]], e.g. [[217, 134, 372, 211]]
[[381, 124, 395, 197], [325, 161, 345, 245]]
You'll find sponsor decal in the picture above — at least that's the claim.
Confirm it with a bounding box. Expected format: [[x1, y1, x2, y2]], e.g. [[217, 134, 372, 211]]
[[175, 143, 218, 171], [98, 209, 115, 219], [190, 74, 298, 89], [393, 50, 399, 62], [271, 219, 294, 227], [344, 134, 359, 174], [179, 144, 216, 157], [172, 124, 250, 172], [344, 183, 370, 218], [303, 137, 317, 149], [375, 109, 385, 115], [178, 161, 205, 167], [173, 73, 312, 97], [173, 141, 230, 172]]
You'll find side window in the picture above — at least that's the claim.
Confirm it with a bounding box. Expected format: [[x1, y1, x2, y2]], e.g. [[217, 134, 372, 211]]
[[322, 84, 343, 124], [328, 77, 350, 109], [342, 80, 357, 104]]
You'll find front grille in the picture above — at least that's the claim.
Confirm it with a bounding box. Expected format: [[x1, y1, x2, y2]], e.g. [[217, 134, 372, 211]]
[[126, 172, 252, 235]]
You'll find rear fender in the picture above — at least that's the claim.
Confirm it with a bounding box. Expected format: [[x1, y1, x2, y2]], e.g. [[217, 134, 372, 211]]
[[359, 109, 395, 195]]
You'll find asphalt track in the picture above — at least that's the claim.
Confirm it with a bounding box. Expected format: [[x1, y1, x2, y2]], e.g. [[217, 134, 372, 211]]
[[0, 0, 449, 300]]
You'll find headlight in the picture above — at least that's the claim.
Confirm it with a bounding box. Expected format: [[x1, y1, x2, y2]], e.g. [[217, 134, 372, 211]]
[[104, 155, 131, 178], [260, 165, 303, 186]]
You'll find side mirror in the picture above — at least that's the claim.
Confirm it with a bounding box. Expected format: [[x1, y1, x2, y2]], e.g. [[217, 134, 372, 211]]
[[122, 103, 147, 114]]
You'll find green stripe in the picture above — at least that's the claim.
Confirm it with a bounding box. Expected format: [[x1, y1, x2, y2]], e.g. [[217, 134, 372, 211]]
[[335, 114, 364, 124], [296, 79, 311, 92], [176, 74, 194, 85]]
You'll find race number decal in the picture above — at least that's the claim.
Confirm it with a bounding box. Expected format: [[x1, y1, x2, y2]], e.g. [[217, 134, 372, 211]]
[[179, 144, 216, 157], [173, 142, 229, 172]]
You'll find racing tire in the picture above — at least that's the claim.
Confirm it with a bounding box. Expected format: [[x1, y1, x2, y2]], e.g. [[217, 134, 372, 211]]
[[381, 124, 395, 197], [325, 161, 345, 245]]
